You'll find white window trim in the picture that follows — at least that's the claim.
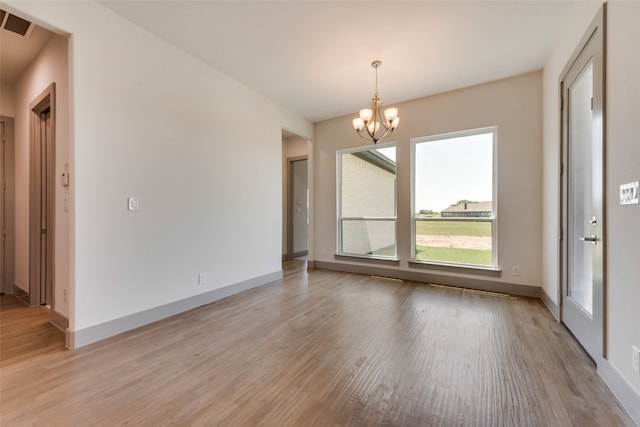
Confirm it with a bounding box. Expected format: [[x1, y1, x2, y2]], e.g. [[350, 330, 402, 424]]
[[336, 141, 398, 260], [410, 126, 498, 269]]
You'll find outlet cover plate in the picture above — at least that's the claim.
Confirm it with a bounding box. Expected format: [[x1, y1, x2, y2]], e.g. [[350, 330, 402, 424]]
[[198, 272, 207, 285]]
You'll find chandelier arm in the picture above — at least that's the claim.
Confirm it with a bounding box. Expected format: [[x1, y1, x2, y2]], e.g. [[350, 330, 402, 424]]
[[376, 127, 392, 143], [356, 128, 377, 143]]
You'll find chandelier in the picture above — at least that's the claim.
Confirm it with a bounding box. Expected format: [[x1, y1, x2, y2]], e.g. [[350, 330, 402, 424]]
[[352, 60, 400, 144]]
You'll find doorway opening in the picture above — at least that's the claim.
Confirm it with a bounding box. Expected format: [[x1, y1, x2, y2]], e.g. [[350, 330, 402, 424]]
[[282, 130, 310, 262]]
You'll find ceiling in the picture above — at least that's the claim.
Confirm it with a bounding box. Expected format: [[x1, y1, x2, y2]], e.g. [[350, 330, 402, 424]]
[[0, 13, 54, 84], [2, 2, 597, 122]]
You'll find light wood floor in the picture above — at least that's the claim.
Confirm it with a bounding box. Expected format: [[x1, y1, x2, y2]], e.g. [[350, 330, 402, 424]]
[[0, 260, 635, 426]]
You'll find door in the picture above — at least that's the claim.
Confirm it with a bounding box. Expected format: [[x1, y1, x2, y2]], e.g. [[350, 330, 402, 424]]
[[288, 158, 308, 258], [30, 85, 56, 307], [0, 117, 15, 296], [38, 110, 53, 305], [1, 120, 5, 294], [561, 7, 605, 363]]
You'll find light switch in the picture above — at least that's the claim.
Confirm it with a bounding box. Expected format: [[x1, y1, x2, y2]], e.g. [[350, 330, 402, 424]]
[[620, 182, 639, 205], [127, 196, 139, 211], [61, 163, 70, 187]]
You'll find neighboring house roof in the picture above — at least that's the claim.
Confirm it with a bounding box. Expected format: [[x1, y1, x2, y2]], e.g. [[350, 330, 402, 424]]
[[442, 201, 492, 213], [352, 151, 396, 174]]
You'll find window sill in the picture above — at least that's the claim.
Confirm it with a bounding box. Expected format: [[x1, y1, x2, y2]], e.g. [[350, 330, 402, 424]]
[[335, 254, 400, 267], [408, 260, 502, 277]]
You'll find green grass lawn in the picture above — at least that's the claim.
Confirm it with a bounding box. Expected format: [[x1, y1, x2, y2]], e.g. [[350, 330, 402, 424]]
[[415, 245, 492, 266], [415, 220, 491, 237], [415, 220, 492, 265], [354, 220, 493, 265]]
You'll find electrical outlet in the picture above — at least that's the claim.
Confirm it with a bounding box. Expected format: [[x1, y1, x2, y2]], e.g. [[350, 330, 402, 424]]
[[632, 346, 640, 374], [512, 265, 521, 276], [198, 273, 207, 285]]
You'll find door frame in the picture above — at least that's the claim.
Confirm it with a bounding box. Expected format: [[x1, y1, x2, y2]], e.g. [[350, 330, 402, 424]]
[[559, 5, 606, 361], [1, 120, 4, 294], [1, 117, 16, 296], [29, 83, 56, 307], [286, 155, 308, 260]]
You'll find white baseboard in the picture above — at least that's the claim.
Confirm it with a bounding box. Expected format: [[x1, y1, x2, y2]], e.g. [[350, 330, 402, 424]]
[[67, 271, 282, 349], [314, 260, 540, 298], [540, 288, 560, 321], [50, 309, 69, 331], [598, 360, 640, 426]]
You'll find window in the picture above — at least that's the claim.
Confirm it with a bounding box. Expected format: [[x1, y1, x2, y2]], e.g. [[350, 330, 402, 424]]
[[337, 143, 396, 258], [412, 128, 496, 268]]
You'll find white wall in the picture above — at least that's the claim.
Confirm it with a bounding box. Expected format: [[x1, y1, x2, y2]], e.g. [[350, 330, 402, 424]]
[[13, 34, 70, 318], [7, 1, 312, 339], [314, 72, 542, 290], [606, 0, 640, 399], [1, 83, 16, 117]]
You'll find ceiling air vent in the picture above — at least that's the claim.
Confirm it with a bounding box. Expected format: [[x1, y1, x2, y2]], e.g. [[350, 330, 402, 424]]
[[0, 9, 34, 37]]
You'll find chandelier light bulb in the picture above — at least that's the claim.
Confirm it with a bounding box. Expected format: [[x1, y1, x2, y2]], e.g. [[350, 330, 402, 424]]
[[359, 109, 373, 122], [384, 108, 398, 122], [367, 121, 380, 134]]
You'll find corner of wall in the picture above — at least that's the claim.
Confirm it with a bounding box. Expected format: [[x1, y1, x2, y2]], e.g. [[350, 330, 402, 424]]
[[540, 288, 560, 321]]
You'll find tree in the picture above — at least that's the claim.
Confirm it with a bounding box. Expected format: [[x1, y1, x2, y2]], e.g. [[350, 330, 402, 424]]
[[418, 209, 437, 215], [451, 199, 478, 207]]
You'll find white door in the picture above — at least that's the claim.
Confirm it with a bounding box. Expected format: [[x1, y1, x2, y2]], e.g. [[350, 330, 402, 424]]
[[561, 9, 605, 363]]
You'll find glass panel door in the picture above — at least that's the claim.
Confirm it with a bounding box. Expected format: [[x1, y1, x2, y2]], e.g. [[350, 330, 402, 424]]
[[568, 61, 594, 315]]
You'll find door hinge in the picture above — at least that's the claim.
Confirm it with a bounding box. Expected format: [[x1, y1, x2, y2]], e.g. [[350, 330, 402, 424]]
[[591, 97, 594, 111], [560, 228, 563, 241], [560, 163, 564, 176]]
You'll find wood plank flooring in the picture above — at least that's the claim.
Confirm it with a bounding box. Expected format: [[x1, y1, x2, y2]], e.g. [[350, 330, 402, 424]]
[[0, 260, 635, 426]]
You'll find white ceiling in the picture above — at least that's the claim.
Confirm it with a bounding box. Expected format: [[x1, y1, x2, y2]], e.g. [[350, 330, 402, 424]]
[[0, 22, 54, 84], [2, 1, 598, 123]]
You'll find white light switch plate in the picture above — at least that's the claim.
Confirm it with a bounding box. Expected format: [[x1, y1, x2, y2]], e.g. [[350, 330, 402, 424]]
[[127, 196, 140, 211], [619, 182, 639, 205]]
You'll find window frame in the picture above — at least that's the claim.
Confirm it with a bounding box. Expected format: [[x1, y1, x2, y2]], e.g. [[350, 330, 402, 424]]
[[410, 127, 498, 270], [336, 141, 398, 260]]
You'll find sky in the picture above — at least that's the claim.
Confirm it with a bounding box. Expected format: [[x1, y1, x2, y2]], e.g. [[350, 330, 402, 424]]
[[414, 132, 493, 212]]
